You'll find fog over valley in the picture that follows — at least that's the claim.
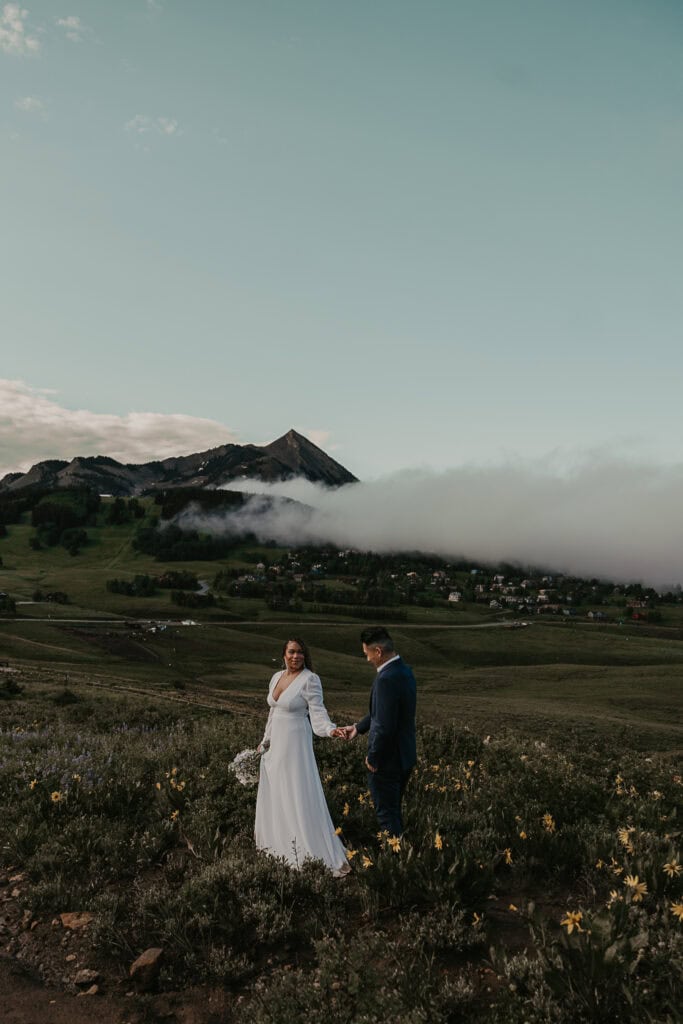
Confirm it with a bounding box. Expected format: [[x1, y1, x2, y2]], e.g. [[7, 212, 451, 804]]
[[173, 457, 683, 588]]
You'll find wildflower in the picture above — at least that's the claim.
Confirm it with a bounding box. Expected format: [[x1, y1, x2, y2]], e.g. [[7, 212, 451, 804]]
[[560, 910, 584, 934], [72, 774, 81, 783], [171, 767, 178, 776], [170, 809, 179, 821], [453, 781, 462, 791], [335, 826, 342, 835], [342, 802, 350, 817], [504, 848, 513, 865], [472, 912, 482, 926], [651, 790, 663, 801], [615, 774, 624, 786], [346, 849, 358, 861], [176, 781, 185, 791], [361, 855, 373, 869], [671, 902, 683, 922], [376, 830, 389, 841], [387, 836, 401, 853], [617, 826, 635, 851], [434, 832, 443, 851], [663, 860, 682, 878], [542, 813, 556, 834], [29, 779, 37, 791], [508, 903, 518, 912], [607, 890, 623, 907], [610, 858, 624, 876], [358, 793, 366, 804], [467, 760, 475, 768], [50, 791, 62, 803], [519, 831, 528, 840], [623, 874, 648, 902], [155, 782, 161, 790], [595, 859, 605, 870]]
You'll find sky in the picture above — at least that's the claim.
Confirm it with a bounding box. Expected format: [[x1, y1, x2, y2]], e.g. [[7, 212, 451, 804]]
[[2, 1, 683, 579]]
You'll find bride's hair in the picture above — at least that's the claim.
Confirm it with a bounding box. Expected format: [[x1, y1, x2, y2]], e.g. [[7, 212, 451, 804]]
[[282, 637, 314, 671]]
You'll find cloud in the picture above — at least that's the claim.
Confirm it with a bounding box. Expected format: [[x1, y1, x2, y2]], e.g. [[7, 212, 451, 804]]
[[55, 15, 88, 43], [0, 379, 239, 477], [14, 94, 44, 114], [0, 3, 40, 55], [125, 114, 180, 136], [172, 463, 683, 588]]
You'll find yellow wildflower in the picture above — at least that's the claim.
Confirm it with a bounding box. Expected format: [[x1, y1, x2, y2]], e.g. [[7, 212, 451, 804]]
[[177, 781, 185, 791], [595, 859, 605, 869], [171, 767, 178, 776], [651, 790, 663, 801], [560, 910, 584, 934], [342, 802, 350, 817], [508, 903, 518, 912], [519, 831, 528, 840], [72, 774, 81, 782], [623, 874, 647, 902], [670, 902, 683, 922], [377, 830, 389, 841], [50, 791, 62, 803], [610, 858, 624, 876], [663, 860, 682, 878], [155, 782, 161, 790], [434, 832, 443, 851], [617, 826, 635, 851], [453, 781, 462, 791], [29, 779, 37, 790], [170, 809, 179, 821], [542, 813, 556, 834], [387, 836, 401, 853], [335, 826, 342, 835], [467, 760, 475, 768], [472, 912, 482, 926], [607, 890, 623, 907], [362, 855, 373, 869], [346, 848, 358, 860], [504, 847, 513, 865], [358, 793, 366, 804]]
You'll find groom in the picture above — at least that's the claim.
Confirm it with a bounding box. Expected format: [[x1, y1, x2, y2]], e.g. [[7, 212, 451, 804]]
[[343, 627, 417, 838]]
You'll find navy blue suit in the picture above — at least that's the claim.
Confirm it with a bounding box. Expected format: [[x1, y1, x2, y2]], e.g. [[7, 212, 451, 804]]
[[356, 656, 417, 837]]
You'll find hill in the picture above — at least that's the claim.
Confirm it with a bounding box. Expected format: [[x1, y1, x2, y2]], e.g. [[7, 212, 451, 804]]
[[0, 429, 357, 496]]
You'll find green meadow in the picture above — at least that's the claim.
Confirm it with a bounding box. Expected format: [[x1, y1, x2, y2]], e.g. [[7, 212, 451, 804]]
[[1, 501, 682, 1021]]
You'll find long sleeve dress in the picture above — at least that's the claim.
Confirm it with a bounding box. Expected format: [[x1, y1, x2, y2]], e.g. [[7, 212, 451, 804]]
[[254, 668, 349, 876]]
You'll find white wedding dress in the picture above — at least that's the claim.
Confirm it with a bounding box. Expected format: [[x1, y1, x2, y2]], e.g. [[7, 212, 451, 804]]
[[255, 668, 349, 875]]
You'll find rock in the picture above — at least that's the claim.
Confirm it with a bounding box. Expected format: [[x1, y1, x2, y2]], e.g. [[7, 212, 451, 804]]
[[60, 911, 94, 930], [77, 985, 99, 997], [129, 947, 164, 990], [74, 968, 100, 986]]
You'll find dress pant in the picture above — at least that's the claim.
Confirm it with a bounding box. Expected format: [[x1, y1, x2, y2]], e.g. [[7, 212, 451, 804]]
[[368, 766, 412, 838]]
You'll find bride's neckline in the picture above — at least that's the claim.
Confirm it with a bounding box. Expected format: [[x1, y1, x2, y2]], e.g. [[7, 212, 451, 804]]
[[273, 667, 306, 702]]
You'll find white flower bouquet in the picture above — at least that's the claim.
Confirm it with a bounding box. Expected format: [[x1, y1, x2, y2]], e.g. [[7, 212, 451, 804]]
[[230, 747, 263, 786]]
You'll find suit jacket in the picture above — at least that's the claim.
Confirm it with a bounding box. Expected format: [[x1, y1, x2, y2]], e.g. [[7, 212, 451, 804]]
[[356, 656, 417, 773]]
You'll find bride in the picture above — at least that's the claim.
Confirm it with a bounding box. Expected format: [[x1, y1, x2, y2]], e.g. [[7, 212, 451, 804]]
[[255, 637, 350, 877]]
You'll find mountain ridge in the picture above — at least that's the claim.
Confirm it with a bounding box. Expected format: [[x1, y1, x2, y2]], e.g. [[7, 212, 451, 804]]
[[0, 430, 357, 496]]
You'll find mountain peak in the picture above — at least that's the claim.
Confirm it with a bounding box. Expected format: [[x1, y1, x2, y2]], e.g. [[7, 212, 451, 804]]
[[0, 430, 357, 496]]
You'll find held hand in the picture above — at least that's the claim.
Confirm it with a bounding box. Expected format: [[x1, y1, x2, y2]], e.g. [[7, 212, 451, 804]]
[[365, 756, 378, 773], [330, 728, 346, 739], [339, 724, 357, 740]]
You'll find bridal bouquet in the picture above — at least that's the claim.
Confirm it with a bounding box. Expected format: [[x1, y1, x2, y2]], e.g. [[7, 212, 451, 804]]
[[230, 747, 262, 786]]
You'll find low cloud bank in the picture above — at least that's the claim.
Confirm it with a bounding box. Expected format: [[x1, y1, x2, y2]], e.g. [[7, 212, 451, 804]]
[[175, 460, 683, 587], [0, 379, 237, 476]]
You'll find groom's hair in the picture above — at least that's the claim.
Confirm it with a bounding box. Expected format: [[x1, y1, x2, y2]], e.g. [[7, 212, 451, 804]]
[[360, 627, 394, 652]]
